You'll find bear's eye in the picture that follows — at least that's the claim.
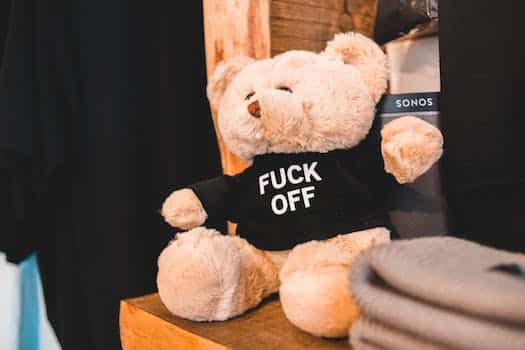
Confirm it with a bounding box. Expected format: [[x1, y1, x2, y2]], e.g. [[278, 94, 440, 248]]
[[245, 92, 255, 100], [277, 86, 292, 93]]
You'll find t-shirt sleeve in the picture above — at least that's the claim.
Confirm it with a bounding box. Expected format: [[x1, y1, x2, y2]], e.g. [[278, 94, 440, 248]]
[[188, 173, 243, 223], [338, 118, 399, 195]]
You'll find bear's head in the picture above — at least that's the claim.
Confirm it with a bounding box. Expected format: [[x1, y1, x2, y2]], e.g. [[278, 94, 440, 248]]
[[207, 32, 388, 161]]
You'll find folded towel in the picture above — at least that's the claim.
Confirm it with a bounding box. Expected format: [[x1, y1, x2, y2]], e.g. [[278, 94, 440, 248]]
[[349, 237, 525, 350]]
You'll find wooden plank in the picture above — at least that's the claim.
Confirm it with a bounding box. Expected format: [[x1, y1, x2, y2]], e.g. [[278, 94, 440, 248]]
[[344, 0, 378, 37], [270, 0, 351, 56], [269, 0, 377, 57], [202, 0, 271, 176], [120, 297, 229, 350], [120, 294, 351, 350], [272, 35, 327, 53], [277, 0, 345, 11], [272, 0, 344, 25], [271, 18, 343, 42]]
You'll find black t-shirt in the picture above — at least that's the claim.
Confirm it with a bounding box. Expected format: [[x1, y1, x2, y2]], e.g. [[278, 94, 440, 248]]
[[190, 122, 399, 250]]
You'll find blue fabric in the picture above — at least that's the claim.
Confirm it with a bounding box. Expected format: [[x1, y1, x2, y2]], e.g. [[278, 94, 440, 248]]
[[19, 254, 40, 350]]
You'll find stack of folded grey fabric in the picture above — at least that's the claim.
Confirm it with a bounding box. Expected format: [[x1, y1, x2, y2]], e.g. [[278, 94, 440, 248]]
[[349, 237, 525, 350]]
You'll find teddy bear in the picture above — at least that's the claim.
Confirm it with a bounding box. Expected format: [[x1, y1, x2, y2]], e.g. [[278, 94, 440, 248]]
[[157, 32, 443, 338]]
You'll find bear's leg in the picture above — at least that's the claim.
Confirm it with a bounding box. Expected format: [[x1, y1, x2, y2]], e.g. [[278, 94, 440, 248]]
[[157, 227, 281, 321], [279, 227, 390, 337]]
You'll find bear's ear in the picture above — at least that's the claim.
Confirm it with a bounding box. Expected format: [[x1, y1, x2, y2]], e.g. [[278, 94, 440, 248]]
[[206, 56, 255, 110], [323, 32, 387, 103]]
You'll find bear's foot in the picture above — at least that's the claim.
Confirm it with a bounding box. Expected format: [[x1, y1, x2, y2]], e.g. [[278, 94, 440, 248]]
[[157, 227, 280, 321], [279, 227, 390, 337]]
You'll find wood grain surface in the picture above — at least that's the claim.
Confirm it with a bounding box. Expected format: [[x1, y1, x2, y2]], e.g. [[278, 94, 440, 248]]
[[120, 293, 351, 350], [270, 0, 378, 59]]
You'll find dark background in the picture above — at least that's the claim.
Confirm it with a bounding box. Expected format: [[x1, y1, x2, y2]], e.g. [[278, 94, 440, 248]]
[[1, 0, 221, 349], [1, 0, 524, 349], [439, 1, 525, 252]]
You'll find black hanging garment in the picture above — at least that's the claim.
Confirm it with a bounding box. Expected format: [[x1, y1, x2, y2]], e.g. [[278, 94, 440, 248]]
[[0, 0, 222, 349], [440, 1, 525, 252]]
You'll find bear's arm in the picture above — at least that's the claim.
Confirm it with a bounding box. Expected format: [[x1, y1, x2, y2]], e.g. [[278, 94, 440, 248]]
[[161, 170, 248, 230], [381, 116, 443, 183], [187, 172, 245, 225]]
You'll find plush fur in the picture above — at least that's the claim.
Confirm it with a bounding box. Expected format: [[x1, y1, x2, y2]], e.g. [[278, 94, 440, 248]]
[[157, 227, 280, 321], [161, 188, 207, 229], [207, 55, 255, 111], [279, 228, 390, 337], [158, 32, 443, 338], [323, 32, 388, 104], [381, 116, 444, 183], [215, 48, 377, 161]]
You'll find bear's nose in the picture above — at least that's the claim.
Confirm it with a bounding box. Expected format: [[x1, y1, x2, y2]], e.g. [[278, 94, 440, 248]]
[[247, 100, 261, 118]]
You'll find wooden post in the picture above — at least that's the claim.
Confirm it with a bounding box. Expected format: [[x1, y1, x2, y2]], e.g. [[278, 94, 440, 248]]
[[202, 0, 271, 176]]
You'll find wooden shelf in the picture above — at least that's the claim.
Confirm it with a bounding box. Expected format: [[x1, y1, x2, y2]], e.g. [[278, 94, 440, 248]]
[[120, 293, 351, 350]]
